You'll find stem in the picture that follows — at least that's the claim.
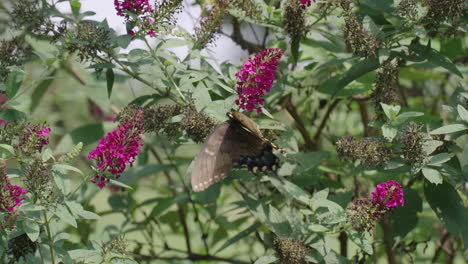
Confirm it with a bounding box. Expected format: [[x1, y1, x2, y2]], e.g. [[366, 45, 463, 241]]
[[356, 100, 370, 137], [67, 173, 93, 199], [148, 146, 192, 254], [339, 232, 348, 258], [143, 39, 187, 103], [42, 210, 55, 264], [281, 94, 315, 151], [313, 99, 340, 143], [162, 148, 210, 254], [381, 220, 397, 264], [431, 230, 450, 263]]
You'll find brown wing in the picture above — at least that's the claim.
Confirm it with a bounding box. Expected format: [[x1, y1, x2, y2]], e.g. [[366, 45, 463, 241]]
[[229, 110, 285, 154], [191, 122, 264, 192], [228, 110, 264, 139]]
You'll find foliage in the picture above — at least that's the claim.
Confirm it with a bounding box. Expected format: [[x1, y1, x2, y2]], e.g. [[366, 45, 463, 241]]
[[0, 0, 467, 263]]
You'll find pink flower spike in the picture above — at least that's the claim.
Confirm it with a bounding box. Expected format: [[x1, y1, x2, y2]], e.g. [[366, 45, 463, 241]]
[[371, 180, 404, 209], [87, 109, 144, 189], [235, 48, 283, 113]]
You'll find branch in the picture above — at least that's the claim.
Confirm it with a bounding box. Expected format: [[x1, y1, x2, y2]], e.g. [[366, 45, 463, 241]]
[[380, 220, 397, 264], [228, 17, 263, 54], [431, 230, 450, 263], [148, 146, 192, 254], [313, 99, 340, 143], [281, 94, 315, 151], [133, 252, 250, 264]]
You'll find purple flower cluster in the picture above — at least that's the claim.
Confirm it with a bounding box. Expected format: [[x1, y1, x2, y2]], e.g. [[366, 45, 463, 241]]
[[371, 180, 405, 209], [114, 0, 156, 37], [0, 160, 27, 229], [347, 180, 404, 233], [88, 109, 144, 189], [300, 0, 315, 9], [235, 48, 283, 113], [17, 123, 51, 155]]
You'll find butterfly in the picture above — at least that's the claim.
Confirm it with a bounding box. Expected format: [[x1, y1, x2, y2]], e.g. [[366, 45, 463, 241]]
[[191, 110, 283, 192]]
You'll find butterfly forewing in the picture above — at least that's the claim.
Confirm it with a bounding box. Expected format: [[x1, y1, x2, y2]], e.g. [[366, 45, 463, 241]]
[[191, 121, 264, 192]]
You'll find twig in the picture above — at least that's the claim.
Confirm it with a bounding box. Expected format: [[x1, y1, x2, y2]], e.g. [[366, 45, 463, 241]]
[[132, 251, 250, 264], [281, 94, 315, 151], [313, 99, 340, 143], [356, 100, 370, 137], [431, 230, 450, 263], [339, 232, 348, 258], [229, 18, 262, 54], [380, 220, 397, 264], [148, 146, 192, 254]]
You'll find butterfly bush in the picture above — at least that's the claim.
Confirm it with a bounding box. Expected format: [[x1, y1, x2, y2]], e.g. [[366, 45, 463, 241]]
[[88, 109, 144, 189], [235, 48, 283, 113], [114, 0, 156, 37], [300, 0, 314, 9], [16, 123, 51, 156], [371, 179, 405, 209], [347, 180, 404, 232], [0, 160, 27, 229]]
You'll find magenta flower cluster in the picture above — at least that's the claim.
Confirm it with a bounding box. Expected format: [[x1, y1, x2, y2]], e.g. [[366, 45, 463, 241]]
[[88, 109, 144, 189], [235, 48, 283, 113], [300, 0, 315, 9], [0, 161, 27, 229], [17, 123, 51, 155], [371, 180, 405, 209], [114, 0, 156, 37]]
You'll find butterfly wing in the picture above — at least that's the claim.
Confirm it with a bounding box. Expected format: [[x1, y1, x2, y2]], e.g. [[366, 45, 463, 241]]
[[191, 122, 264, 192]]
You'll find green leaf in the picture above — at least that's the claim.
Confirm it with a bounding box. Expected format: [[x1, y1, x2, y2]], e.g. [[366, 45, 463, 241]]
[[150, 196, 180, 218], [20, 219, 40, 242], [106, 68, 115, 99], [380, 103, 400, 121], [269, 177, 310, 204], [457, 105, 468, 123], [0, 109, 29, 122], [68, 249, 100, 262], [5, 71, 23, 99], [389, 188, 423, 239], [347, 229, 373, 254], [422, 167, 443, 184], [423, 140, 443, 155], [424, 181, 468, 249], [30, 70, 57, 112], [382, 124, 398, 140], [319, 57, 380, 95], [56, 204, 77, 228], [116, 35, 133, 49], [243, 195, 292, 237], [292, 152, 328, 173], [69, 123, 105, 146], [70, 0, 81, 16], [53, 164, 84, 177], [254, 256, 278, 264], [65, 201, 100, 220], [108, 178, 133, 190], [0, 144, 15, 156], [428, 153, 453, 166], [215, 222, 261, 254], [409, 42, 463, 78], [430, 124, 468, 134], [52, 169, 72, 195], [395, 111, 424, 119]]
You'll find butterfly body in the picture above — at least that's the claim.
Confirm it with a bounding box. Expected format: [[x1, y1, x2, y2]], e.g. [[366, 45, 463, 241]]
[[191, 111, 281, 192]]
